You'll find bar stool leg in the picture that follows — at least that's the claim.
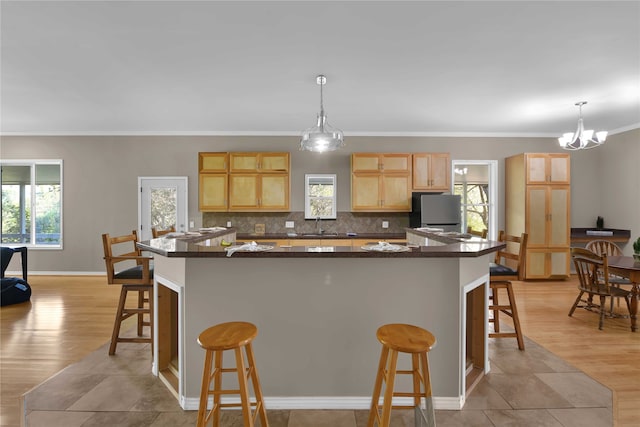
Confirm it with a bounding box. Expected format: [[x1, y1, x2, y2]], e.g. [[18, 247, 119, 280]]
[[197, 350, 214, 427], [212, 351, 223, 427], [367, 345, 389, 427], [411, 354, 421, 407], [505, 282, 525, 350], [245, 342, 269, 427], [492, 285, 501, 333], [109, 286, 128, 355], [380, 349, 398, 427], [137, 290, 145, 336], [235, 346, 253, 427]]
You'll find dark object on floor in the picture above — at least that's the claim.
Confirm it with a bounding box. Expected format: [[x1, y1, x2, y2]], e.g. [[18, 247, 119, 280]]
[[1, 246, 31, 306]]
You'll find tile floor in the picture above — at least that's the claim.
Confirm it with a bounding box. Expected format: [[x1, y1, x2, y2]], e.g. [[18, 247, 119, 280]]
[[23, 335, 612, 426]]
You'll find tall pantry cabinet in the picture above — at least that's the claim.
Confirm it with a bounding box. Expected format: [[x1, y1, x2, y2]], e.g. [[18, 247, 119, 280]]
[[505, 153, 571, 279]]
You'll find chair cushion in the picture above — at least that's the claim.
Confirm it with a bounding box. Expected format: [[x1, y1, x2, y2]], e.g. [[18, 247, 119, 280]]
[[1, 277, 31, 306], [490, 262, 517, 276], [114, 265, 154, 280]]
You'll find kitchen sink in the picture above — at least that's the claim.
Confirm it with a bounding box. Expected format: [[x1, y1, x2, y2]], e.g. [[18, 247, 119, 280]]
[[301, 233, 339, 237]]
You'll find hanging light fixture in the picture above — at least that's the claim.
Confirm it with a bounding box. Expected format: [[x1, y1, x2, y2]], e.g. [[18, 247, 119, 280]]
[[558, 101, 607, 150], [300, 75, 344, 152]]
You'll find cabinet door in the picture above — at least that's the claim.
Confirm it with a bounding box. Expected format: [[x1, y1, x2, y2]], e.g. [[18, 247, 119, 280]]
[[352, 154, 382, 172], [381, 174, 411, 211], [526, 154, 570, 184], [228, 174, 258, 210], [259, 174, 289, 210], [229, 153, 259, 172], [380, 154, 411, 173], [199, 174, 228, 211], [289, 239, 320, 246], [549, 186, 570, 247], [259, 153, 289, 172], [429, 153, 451, 190], [352, 174, 381, 210], [526, 187, 548, 248], [412, 153, 450, 190], [199, 152, 228, 172], [526, 249, 570, 279]]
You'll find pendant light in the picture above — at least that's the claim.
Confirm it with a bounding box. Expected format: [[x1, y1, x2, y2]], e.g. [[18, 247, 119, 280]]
[[558, 101, 607, 150], [300, 75, 344, 152]]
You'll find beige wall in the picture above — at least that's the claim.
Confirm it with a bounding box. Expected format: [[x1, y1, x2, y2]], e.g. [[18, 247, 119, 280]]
[[1, 130, 636, 272]]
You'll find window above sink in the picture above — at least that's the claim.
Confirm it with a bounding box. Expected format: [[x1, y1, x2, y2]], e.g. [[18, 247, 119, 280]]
[[304, 174, 337, 220]]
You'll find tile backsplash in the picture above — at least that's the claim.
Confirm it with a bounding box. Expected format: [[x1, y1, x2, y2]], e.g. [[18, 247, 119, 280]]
[[202, 212, 409, 234]]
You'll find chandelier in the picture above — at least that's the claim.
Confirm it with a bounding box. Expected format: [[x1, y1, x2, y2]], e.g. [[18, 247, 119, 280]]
[[558, 101, 607, 150], [300, 75, 344, 152]]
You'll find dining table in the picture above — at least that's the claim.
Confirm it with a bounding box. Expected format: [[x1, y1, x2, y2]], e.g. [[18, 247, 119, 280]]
[[607, 255, 640, 332]]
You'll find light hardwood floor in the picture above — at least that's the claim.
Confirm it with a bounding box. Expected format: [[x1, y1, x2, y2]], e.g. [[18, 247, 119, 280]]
[[1, 275, 639, 426]]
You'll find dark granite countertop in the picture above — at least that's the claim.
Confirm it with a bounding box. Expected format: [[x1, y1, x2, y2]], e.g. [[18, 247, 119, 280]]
[[236, 232, 406, 240], [138, 235, 504, 259]]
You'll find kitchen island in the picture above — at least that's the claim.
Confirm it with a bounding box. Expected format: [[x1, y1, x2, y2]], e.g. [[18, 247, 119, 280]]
[[138, 229, 504, 411]]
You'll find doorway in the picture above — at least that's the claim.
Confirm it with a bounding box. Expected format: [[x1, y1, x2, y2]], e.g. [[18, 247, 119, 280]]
[[138, 177, 188, 241], [451, 161, 497, 240]]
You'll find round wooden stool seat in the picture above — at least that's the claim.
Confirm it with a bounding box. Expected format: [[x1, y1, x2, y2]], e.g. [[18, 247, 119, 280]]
[[376, 323, 436, 354], [197, 321, 258, 351], [368, 323, 437, 427], [196, 321, 269, 427]]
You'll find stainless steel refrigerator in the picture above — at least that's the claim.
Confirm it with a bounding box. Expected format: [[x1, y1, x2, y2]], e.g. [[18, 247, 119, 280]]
[[409, 193, 461, 232]]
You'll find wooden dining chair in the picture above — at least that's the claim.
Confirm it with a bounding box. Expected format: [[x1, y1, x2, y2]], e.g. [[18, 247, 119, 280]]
[[102, 230, 154, 355], [467, 226, 487, 238], [151, 225, 176, 238], [585, 240, 632, 314], [489, 231, 528, 350], [569, 247, 631, 330]]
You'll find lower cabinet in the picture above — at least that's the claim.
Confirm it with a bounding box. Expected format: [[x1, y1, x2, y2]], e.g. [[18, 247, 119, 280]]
[[525, 248, 570, 279]]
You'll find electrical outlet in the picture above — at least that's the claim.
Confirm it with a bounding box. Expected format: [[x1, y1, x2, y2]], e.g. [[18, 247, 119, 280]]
[[189, 220, 195, 229], [226, 221, 232, 228], [382, 221, 389, 229], [285, 221, 295, 228]]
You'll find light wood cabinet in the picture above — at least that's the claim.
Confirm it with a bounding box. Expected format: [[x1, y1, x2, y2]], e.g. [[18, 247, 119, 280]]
[[198, 152, 229, 211], [412, 153, 451, 191], [525, 153, 570, 185], [505, 153, 571, 279], [199, 152, 290, 212], [351, 153, 412, 212], [352, 153, 411, 173], [199, 152, 228, 173], [199, 174, 228, 211], [229, 152, 289, 173], [228, 173, 289, 212]]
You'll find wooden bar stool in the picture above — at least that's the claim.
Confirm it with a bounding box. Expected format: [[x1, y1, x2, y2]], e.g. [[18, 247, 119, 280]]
[[367, 323, 437, 427], [196, 321, 269, 427]]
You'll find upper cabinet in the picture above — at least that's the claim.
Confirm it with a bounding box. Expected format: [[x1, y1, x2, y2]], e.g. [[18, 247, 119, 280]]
[[199, 152, 228, 173], [351, 153, 412, 212], [351, 153, 411, 173], [525, 153, 570, 185], [198, 152, 290, 212], [412, 153, 450, 191], [229, 152, 289, 173]]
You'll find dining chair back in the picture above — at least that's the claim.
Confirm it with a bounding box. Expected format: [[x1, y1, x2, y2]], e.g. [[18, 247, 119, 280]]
[[102, 230, 154, 354], [467, 226, 487, 238], [151, 225, 176, 238], [491, 231, 528, 281], [568, 247, 631, 330]]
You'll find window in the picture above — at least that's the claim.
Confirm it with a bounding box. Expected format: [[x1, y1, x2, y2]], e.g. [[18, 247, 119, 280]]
[[1, 160, 63, 248], [452, 160, 497, 240], [304, 174, 337, 219]]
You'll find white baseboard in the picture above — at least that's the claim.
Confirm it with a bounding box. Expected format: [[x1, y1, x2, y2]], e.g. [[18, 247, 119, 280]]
[[181, 395, 463, 411]]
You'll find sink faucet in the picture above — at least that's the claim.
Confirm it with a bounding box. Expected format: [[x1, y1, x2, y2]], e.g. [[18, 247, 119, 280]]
[[316, 217, 324, 235]]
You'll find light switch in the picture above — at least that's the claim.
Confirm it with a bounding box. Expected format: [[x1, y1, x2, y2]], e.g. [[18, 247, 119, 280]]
[[382, 221, 389, 229], [285, 221, 295, 228], [189, 220, 195, 229], [226, 221, 232, 227]]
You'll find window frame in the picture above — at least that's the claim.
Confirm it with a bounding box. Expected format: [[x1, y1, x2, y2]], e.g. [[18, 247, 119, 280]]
[[451, 160, 497, 240], [1, 159, 64, 249], [304, 174, 337, 220]]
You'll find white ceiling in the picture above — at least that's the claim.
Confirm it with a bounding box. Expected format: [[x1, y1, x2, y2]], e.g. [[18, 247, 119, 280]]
[[1, 0, 639, 137]]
